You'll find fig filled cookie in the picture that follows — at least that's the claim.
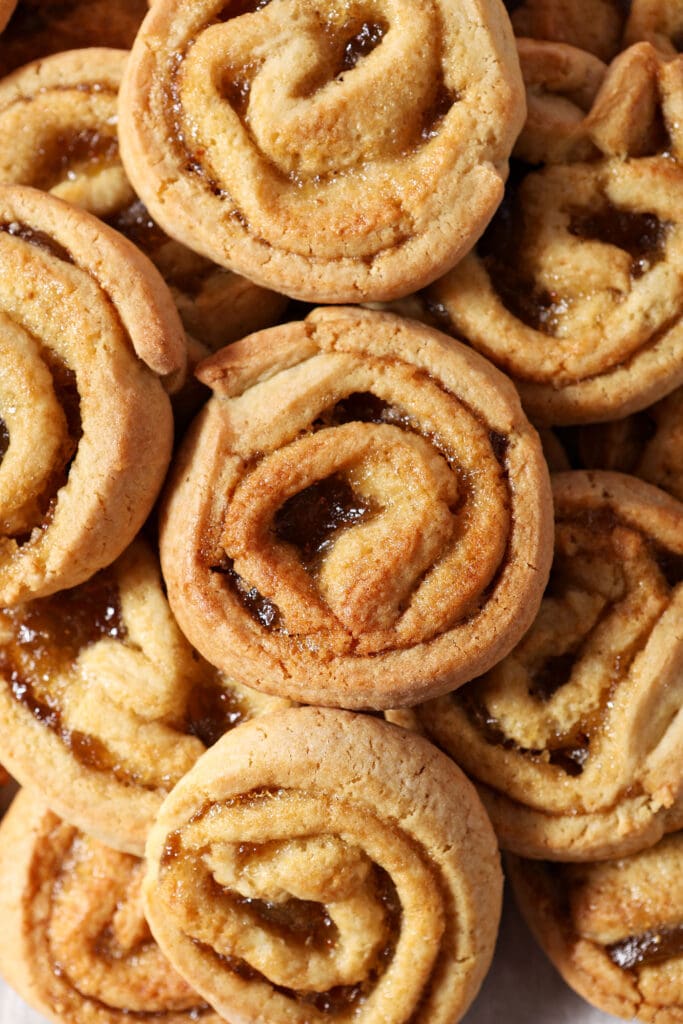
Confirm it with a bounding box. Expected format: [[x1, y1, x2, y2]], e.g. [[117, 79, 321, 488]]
[[160, 307, 553, 709], [0, 791, 223, 1024], [0, 539, 288, 854], [143, 707, 503, 1024], [118, 0, 525, 302], [508, 833, 683, 1022], [418, 472, 683, 861], [0, 185, 185, 605], [0, 49, 287, 352]]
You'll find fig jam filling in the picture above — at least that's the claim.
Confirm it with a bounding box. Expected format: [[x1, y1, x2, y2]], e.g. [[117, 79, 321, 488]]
[[210, 557, 281, 631], [185, 681, 247, 748], [33, 128, 119, 192], [607, 925, 683, 970], [0, 221, 73, 264], [193, 865, 402, 1014], [274, 474, 374, 565], [568, 208, 669, 278], [340, 21, 387, 71], [0, 419, 8, 463], [421, 80, 458, 141]]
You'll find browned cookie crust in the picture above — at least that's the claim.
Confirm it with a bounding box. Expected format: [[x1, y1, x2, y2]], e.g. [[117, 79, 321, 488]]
[[160, 306, 553, 709], [508, 834, 683, 1022], [418, 471, 683, 861], [143, 707, 503, 1024], [0, 791, 224, 1023], [118, 0, 525, 302]]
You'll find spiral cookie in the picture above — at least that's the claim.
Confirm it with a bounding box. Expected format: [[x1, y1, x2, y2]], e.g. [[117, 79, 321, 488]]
[[508, 834, 683, 1022], [0, 791, 223, 1024], [0, 49, 287, 352], [161, 307, 553, 709], [0, 185, 184, 604], [143, 707, 503, 1024], [576, 388, 683, 503], [0, 538, 289, 854], [418, 471, 683, 861], [624, 2, 683, 160], [507, 0, 626, 61], [0, 0, 147, 76], [118, 0, 525, 303], [431, 156, 683, 424]]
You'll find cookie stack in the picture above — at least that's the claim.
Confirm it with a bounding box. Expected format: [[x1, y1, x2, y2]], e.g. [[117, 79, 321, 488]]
[[0, 1, 680, 1023]]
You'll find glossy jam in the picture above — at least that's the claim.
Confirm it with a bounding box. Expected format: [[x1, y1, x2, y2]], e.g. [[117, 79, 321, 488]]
[[0, 420, 8, 463], [607, 924, 683, 970], [35, 128, 119, 192], [341, 21, 386, 70], [0, 221, 73, 264], [210, 558, 281, 630], [421, 81, 457, 140], [569, 208, 669, 278], [274, 475, 373, 564], [107, 198, 168, 253]]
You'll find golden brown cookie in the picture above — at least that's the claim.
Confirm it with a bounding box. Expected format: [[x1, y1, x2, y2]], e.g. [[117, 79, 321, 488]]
[[0, 0, 147, 76], [508, 834, 683, 1023], [430, 157, 683, 425], [0, 48, 287, 352], [0, 185, 184, 604], [417, 471, 683, 861], [508, 0, 626, 62], [160, 307, 553, 710], [576, 387, 683, 502], [514, 38, 607, 163], [0, 0, 16, 32], [143, 707, 503, 1024], [0, 538, 288, 854], [118, 0, 525, 303], [625, 0, 683, 57], [0, 790, 223, 1024]]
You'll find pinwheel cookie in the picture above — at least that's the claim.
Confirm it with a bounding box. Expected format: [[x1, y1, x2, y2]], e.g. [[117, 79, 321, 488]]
[[0, 49, 287, 352], [0, 539, 288, 854], [160, 307, 553, 709], [431, 156, 683, 424], [0, 185, 184, 605], [118, 0, 525, 302], [0, 0, 146, 76], [143, 707, 503, 1024], [508, 832, 683, 1022], [0, 791, 223, 1024], [418, 471, 683, 861]]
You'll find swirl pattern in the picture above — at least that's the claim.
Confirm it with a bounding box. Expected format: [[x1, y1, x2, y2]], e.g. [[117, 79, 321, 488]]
[[0, 49, 287, 352], [0, 539, 287, 853], [0, 186, 185, 603], [431, 156, 683, 424], [508, 833, 683, 1022], [118, 0, 525, 302], [418, 471, 683, 860], [143, 708, 502, 1024], [0, 792, 222, 1023], [160, 307, 552, 709]]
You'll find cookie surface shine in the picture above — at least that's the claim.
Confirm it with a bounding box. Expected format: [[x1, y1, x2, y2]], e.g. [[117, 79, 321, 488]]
[[118, 0, 525, 302], [160, 307, 553, 709]]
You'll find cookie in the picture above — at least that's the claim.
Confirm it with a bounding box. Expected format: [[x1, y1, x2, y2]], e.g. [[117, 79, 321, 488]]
[[0, 48, 287, 352], [0, 790, 223, 1024], [160, 306, 553, 709], [0, 185, 184, 604], [143, 707, 503, 1024], [430, 156, 683, 424], [118, 0, 525, 302], [0, 538, 289, 854], [508, 0, 626, 62], [508, 834, 683, 1022], [0, 0, 16, 33], [417, 471, 683, 860]]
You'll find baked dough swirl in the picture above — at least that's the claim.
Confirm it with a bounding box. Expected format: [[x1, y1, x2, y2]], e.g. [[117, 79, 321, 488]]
[[431, 156, 683, 424], [143, 707, 503, 1024], [118, 0, 525, 302], [0, 791, 223, 1024], [508, 833, 683, 1023], [0, 539, 287, 854], [0, 49, 287, 352], [160, 307, 553, 709], [0, 185, 184, 604], [418, 472, 683, 861]]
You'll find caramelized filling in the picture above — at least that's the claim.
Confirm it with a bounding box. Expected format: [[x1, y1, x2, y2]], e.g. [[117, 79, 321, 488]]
[[607, 925, 683, 970], [223, 73, 253, 118], [274, 474, 374, 564], [1, 572, 124, 771], [185, 679, 247, 748], [210, 558, 281, 630], [231, 892, 337, 949], [569, 208, 669, 278], [318, 391, 412, 430], [33, 128, 119, 192], [0, 221, 73, 264], [653, 547, 683, 589], [421, 81, 457, 140], [106, 198, 168, 253], [217, 0, 272, 19], [340, 21, 387, 70], [0, 419, 8, 463]]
